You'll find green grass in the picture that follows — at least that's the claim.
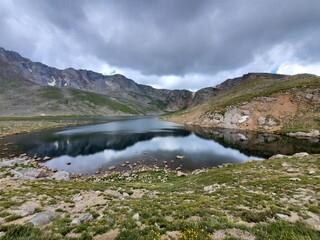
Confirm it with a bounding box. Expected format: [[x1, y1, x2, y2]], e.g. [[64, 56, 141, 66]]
[[69, 89, 141, 114], [0, 155, 319, 239]]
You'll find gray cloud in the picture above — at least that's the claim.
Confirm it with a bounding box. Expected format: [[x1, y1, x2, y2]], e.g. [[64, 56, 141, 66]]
[[0, 0, 320, 89]]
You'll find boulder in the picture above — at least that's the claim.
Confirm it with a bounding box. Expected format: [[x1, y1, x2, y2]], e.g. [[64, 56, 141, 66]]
[[292, 152, 309, 158], [52, 171, 70, 180], [79, 213, 93, 223], [71, 193, 84, 202], [29, 211, 57, 226]]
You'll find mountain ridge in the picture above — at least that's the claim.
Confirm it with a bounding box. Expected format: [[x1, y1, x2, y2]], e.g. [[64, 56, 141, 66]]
[[0, 47, 195, 113]]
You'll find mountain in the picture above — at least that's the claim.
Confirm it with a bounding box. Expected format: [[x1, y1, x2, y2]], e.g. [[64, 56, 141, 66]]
[[0, 47, 195, 116], [164, 73, 320, 133]]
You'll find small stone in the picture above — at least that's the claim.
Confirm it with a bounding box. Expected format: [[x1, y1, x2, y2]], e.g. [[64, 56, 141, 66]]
[[125, 161, 130, 164], [164, 231, 181, 240], [192, 169, 206, 175], [43, 156, 51, 161], [71, 193, 84, 202], [93, 229, 120, 240], [287, 168, 300, 173], [133, 213, 139, 221], [108, 166, 116, 171], [29, 211, 57, 226], [305, 94, 314, 100], [176, 155, 184, 159], [79, 213, 93, 222], [123, 192, 129, 197], [71, 218, 80, 225], [282, 162, 292, 167], [269, 154, 286, 159], [177, 171, 187, 177], [122, 172, 131, 177], [308, 169, 316, 175], [175, 167, 182, 171], [66, 162, 71, 165], [289, 178, 301, 181]]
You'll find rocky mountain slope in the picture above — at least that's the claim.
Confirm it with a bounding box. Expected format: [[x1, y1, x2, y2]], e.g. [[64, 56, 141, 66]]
[[165, 73, 320, 134], [0, 47, 194, 115], [0, 60, 145, 116]]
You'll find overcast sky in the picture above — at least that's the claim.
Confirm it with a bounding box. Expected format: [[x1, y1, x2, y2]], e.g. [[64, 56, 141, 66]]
[[1, 0, 320, 90]]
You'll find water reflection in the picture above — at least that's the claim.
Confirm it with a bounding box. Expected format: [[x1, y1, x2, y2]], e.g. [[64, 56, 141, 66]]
[[1, 116, 319, 174]]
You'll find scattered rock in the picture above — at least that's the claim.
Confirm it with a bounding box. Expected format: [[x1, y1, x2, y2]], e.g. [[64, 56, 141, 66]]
[[10, 168, 47, 180], [108, 166, 116, 171], [66, 162, 71, 165], [29, 211, 57, 226], [123, 192, 129, 197], [52, 171, 70, 180], [71, 193, 84, 202], [176, 155, 185, 159], [257, 117, 266, 126], [71, 218, 80, 225], [308, 169, 316, 175], [131, 189, 146, 199], [162, 231, 181, 240], [17, 202, 41, 217], [186, 216, 202, 222], [133, 213, 140, 221], [211, 228, 255, 240], [204, 184, 223, 193], [79, 213, 93, 223], [0, 158, 27, 168], [287, 168, 300, 173], [289, 178, 301, 181], [281, 162, 292, 167], [177, 171, 187, 177], [305, 218, 320, 230], [276, 212, 300, 223], [93, 229, 120, 240], [305, 93, 314, 100], [270, 154, 286, 159], [192, 169, 206, 175], [43, 156, 51, 161]]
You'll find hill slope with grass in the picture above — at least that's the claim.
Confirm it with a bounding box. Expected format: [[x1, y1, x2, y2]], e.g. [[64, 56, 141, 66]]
[[0, 60, 145, 116], [0, 47, 193, 114], [164, 73, 320, 134], [0, 153, 319, 239]]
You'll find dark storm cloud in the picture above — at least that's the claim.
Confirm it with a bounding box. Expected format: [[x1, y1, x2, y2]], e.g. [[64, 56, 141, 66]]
[[0, 0, 320, 88]]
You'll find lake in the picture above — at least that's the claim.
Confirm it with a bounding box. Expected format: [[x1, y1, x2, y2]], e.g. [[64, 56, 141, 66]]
[[1, 116, 319, 174]]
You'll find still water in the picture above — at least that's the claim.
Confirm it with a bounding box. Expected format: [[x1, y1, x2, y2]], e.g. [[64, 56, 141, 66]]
[[1, 116, 319, 174]]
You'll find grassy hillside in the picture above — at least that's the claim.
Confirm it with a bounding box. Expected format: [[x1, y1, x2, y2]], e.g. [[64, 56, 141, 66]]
[[0, 154, 319, 239], [0, 70, 144, 117], [164, 74, 320, 133]]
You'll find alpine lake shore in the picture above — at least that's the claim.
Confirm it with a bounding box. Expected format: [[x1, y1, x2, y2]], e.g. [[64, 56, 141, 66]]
[[0, 120, 319, 240]]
